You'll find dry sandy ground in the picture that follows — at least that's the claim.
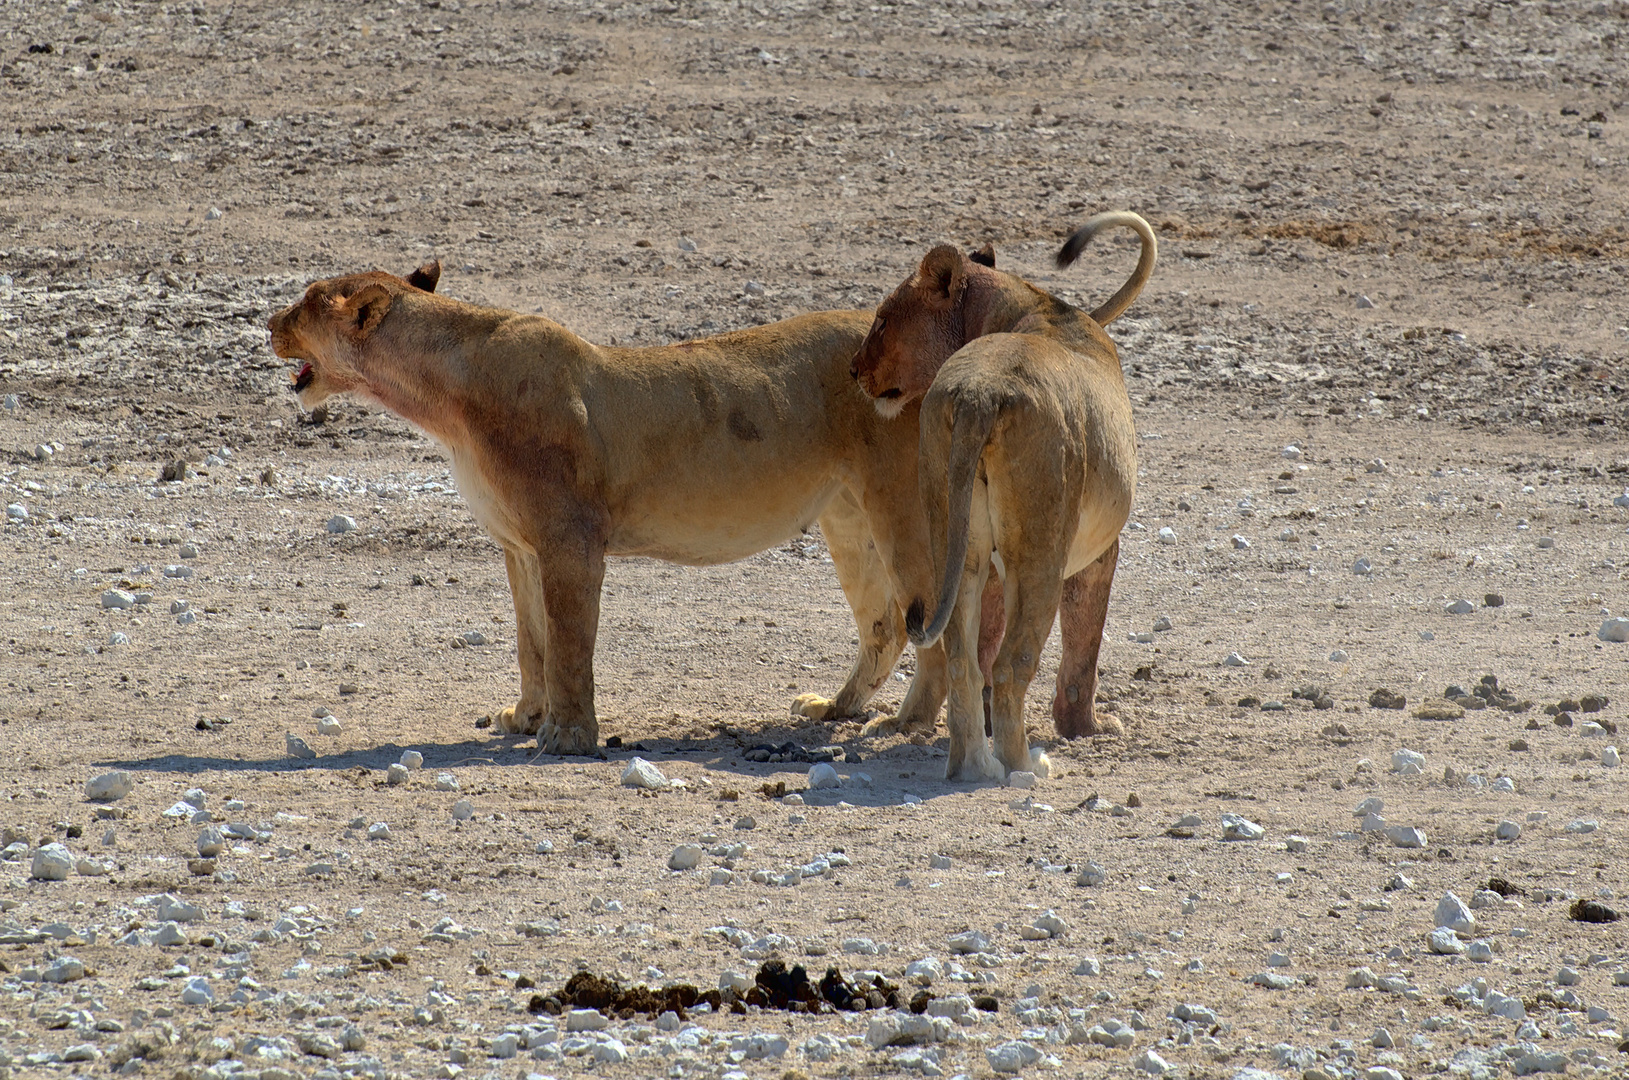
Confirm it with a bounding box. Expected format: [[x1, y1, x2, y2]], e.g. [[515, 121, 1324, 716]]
[[2, 1, 1629, 1078]]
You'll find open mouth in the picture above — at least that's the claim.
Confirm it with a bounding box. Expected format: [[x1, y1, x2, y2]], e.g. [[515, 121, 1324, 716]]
[[292, 363, 314, 392]]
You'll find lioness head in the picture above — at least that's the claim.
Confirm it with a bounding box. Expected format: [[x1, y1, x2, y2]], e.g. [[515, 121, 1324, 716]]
[[267, 261, 440, 409], [851, 245, 985, 419]]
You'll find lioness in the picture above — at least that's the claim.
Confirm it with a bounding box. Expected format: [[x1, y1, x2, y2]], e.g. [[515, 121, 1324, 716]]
[[267, 261, 947, 754], [851, 212, 1156, 780]]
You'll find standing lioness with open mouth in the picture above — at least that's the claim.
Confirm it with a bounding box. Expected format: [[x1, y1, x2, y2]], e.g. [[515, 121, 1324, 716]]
[[267, 261, 948, 755]]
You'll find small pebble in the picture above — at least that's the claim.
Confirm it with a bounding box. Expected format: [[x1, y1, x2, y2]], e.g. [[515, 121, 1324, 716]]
[[1221, 813, 1264, 841], [1232, 534, 1251, 549], [285, 733, 317, 760], [450, 800, 474, 821], [85, 770, 134, 803], [101, 589, 136, 610], [668, 844, 704, 870], [1222, 652, 1249, 667], [386, 763, 409, 785], [435, 772, 460, 792], [1329, 649, 1350, 662], [1600, 617, 1629, 643], [1445, 598, 1475, 614], [196, 828, 224, 857], [367, 822, 391, 840], [1157, 526, 1176, 545], [1352, 557, 1372, 575], [326, 515, 358, 534], [400, 750, 424, 770], [317, 717, 342, 736], [1603, 746, 1621, 767], [1495, 820, 1521, 841]]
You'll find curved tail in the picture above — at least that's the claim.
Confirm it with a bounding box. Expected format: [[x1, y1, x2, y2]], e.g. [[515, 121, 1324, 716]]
[[1055, 211, 1158, 327], [908, 399, 999, 649]]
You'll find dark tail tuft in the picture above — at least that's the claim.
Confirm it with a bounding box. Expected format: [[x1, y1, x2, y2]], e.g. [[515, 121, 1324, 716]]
[[905, 599, 927, 646], [1055, 229, 1090, 269]]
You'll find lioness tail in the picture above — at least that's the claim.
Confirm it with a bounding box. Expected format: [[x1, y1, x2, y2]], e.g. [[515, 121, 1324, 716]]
[[908, 397, 1000, 649], [1055, 211, 1158, 327]]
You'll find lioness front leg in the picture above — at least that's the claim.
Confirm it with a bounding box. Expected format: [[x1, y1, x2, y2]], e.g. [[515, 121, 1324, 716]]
[[793, 494, 907, 723], [1051, 540, 1124, 738], [532, 532, 607, 757], [495, 547, 550, 736]]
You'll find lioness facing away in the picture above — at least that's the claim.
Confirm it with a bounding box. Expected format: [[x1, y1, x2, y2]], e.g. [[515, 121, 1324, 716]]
[[267, 262, 948, 755], [851, 212, 1156, 780]]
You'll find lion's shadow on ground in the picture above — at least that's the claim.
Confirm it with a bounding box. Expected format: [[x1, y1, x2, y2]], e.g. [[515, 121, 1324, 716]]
[[96, 728, 1010, 806]]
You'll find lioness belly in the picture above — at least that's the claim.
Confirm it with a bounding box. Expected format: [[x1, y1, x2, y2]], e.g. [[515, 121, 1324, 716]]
[[607, 479, 843, 566]]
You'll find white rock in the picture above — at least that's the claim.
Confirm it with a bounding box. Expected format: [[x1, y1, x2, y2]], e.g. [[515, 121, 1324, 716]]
[[719, 969, 754, 994], [367, 822, 392, 840], [85, 770, 134, 802], [326, 515, 358, 534], [1285, 834, 1308, 853], [400, 750, 424, 770], [1391, 748, 1426, 774], [1076, 861, 1108, 886], [151, 921, 187, 946], [1496, 820, 1521, 841], [1329, 649, 1350, 662], [1602, 746, 1621, 767], [5, 503, 28, 522], [1359, 813, 1387, 833], [986, 1040, 1042, 1073], [158, 894, 204, 922], [1220, 813, 1264, 841], [1434, 892, 1476, 934], [1599, 617, 1629, 642], [317, 717, 342, 736], [30, 843, 72, 881], [905, 957, 943, 984], [1132, 1049, 1173, 1075], [461, 630, 488, 646], [385, 763, 409, 785], [668, 844, 704, 870], [285, 733, 317, 760], [1446, 598, 1475, 614], [205, 206, 223, 221], [1157, 526, 1177, 545], [42, 957, 86, 983], [1353, 796, 1384, 816], [1365, 458, 1387, 473], [807, 763, 841, 790], [1222, 651, 1249, 667], [1466, 940, 1495, 963], [1074, 957, 1102, 976], [946, 930, 990, 955], [709, 868, 734, 885], [1386, 825, 1427, 849], [106, 630, 130, 647], [1352, 556, 1372, 575], [1006, 770, 1036, 789], [435, 772, 459, 791], [197, 827, 224, 857], [621, 757, 668, 790], [929, 854, 952, 870], [451, 800, 474, 821], [728, 1033, 789, 1060], [101, 588, 137, 609], [76, 858, 108, 876], [1281, 445, 1303, 460], [1232, 534, 1251, 549], [181, 976, 213, 1005], [1564, 819, 1598, 834], [1537, 536, 1555, 549]]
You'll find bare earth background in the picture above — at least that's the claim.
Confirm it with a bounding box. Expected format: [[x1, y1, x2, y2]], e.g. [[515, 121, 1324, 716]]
[[3, 1, 1629, 1078]]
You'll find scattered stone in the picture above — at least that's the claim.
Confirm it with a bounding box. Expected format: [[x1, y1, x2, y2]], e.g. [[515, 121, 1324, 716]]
[[30, 843, 72, 881], [435, 772, 459, 791], [1385, 825, 1427, 849], [367, 822, 392, 840], [987, 1040, 1043, 1073], [1157, 526, 1176, 545], [451, 800, 474, 821], [1223, 651, 1249, 667], [285, 733, 317, 760], [1446, 598, 1475, 614], [85, 770, 134, 802], [101, 588, 136, 609], [386, 763, 409, 785], [180, 976, 213, 1005], [1221, 813, 1264, 841], [197, 827, 224, 857], [1599, 617, 1629, 643], [1392, 748, 1425, 774], [1604, 746, 1622, 768], [326, 515, 358, 534], [317, 716, 342, 736], [400, 750, 424, 770], [1428, 927, 1466, 955], [1233, 534, 1251, 549], [1076, 861, 1108, 886], [1434, 892, 1476, 934], [668, 844, 704, 870], [807, 763, 840, 790], [621, 758, 669, 790], [1495, 820, 1521, 841], [1413, 701, 1464, 721]]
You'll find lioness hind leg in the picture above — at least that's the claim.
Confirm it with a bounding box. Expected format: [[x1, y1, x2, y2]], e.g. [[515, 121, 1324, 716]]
[[795, 494, 908, 723], [497, 547, 550, 736], [861, 640, 946, 738], [942, 562, 1003, 783], [1051, 539, 1124, 738], [989, 553, 1066, 777]]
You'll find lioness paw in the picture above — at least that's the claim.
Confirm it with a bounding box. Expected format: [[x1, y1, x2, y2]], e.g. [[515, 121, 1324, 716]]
[[495, 705, 543, 736], [791, 694, 841, 722], [537, 721, 600, 758], [946, 745, 1006, 783]]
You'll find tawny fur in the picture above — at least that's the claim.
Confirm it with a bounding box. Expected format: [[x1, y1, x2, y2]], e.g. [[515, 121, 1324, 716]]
[[267, 262, 949, 755], [851, 212, 1156, 781]]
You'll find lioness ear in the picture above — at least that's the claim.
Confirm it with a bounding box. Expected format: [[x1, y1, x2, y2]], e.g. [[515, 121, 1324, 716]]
[[407, 260, 441, 293], [968, 244, 996, 268], [918, 245, 965, 303], [344, 283, 393, 340]]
